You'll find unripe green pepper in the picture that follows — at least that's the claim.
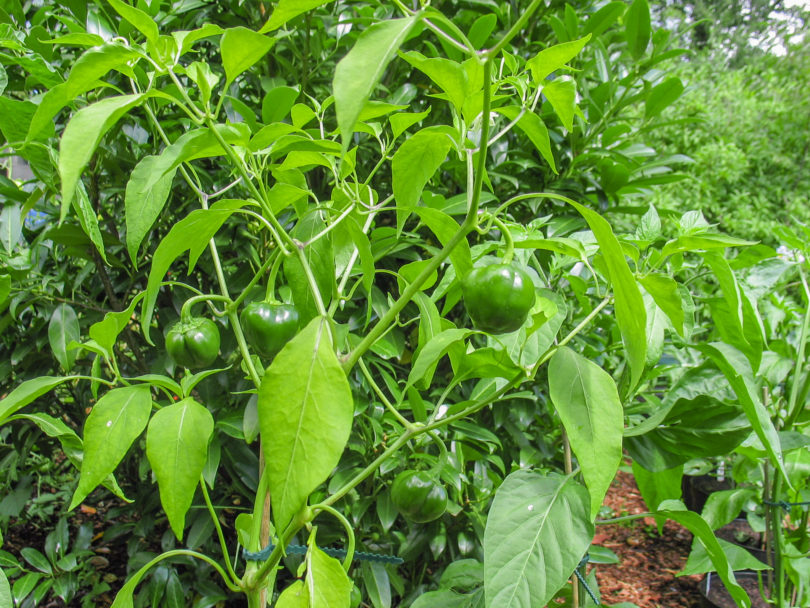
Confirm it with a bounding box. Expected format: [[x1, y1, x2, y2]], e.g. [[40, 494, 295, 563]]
[[166, 317, 220, 369], [462, 264, 535, 334], [390, 470, 447, 523], [240, 301, 299, 359]]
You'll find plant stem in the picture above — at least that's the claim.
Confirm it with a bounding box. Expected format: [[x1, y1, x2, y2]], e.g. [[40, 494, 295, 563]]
[[311, 504, 356, 571], [199, 475, 239, 585], [358, 358, 415, 430], [484, 0, 546, 59]]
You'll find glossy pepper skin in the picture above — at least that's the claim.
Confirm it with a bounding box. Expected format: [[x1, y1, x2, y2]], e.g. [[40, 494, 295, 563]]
[[462, 264, 535, 334], [240, 302, 299, 359], [390, 470, 447, 523], [166, 318, 220, 369]]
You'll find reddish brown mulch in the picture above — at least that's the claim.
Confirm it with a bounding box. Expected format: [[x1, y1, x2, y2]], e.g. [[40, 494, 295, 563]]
[[593, 470, 704, 608]]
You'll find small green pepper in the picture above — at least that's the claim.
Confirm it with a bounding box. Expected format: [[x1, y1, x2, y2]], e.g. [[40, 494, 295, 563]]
[[462, 264, 535, 334], [166, 317, 220, 369], [390, 470, 447, 523], [240, 301, 299, 359]]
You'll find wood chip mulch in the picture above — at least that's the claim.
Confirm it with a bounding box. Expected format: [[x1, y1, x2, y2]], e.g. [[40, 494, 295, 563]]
[[592, 469, 704, 608]]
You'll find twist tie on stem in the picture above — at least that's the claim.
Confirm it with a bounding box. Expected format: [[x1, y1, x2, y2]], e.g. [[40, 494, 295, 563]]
[[764, 499, 810, 512], [573, 553, 600, 605], [243, 544, 403, 565]]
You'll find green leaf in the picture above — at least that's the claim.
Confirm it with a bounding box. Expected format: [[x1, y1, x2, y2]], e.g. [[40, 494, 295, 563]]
[[393, 127, 454, 233], [0, 274, 10, 311], [484, 470, 594, 608], [361, 561, 391, 608], [0, 568, 11, 608], [276, 581, 308, 607], [631, 461, 682, 511], [549, 347, 623, 519], [262, 86, 300, 123], [89, 292, 145, 357], [306, 540, 353, 606], [108, 0, 159, 44], [258, 317, 353, 532], [389, 108, 431, 140], [584, 2, 625, 37], [28, 44, 141, 140], [696, 342, 786, 482], [542, 79, 577, 131], [660, 235, 757, 258], [71, 385, 152, 509], [48, 304, 80, 373], [408, 328, 471, 389], [59, 93, 145, 218], [146, 397, 214, 540], [0, 64, 6, 95], [334, 16, 420, 151], [125, 156, 177, 264], [415, 208, 471, 279], [282, 212, 335, 323], [0, 377, 73, 426], [700, 488, 758, 530], [655, 503, 750, 607], [73, 182, 108, 264], [495, 107, 557, 173], [566, 199, 646, 389], [639, 274, 684, 336], [624, 0, 651, 59], [400, 51, 469, 112], [142, 199, 247, 343], [682, 539, 769, 575], [260, 0, 335, 33], [527, 35, 591, 84], [221, 27, 275, 85], [645, 77, 684, 119], [0, 204, 21, 253]]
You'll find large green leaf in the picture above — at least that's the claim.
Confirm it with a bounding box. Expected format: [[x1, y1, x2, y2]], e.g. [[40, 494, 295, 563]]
[[631, 461, 682, 511], [542, 79, 577, 131], [0, 376, 74, 425], [59, 93, 145, 218], [393, 128, 455, 234], [0, 568, 11, 608], [494, 107, 557, 173], [258, 317, 353, 532], [146, 398, 214, 540], [142, 199, 247, 343], [334, 16, 420, 151], [639, 274, 684, 336], [527, 35, 591, 83], [276, 581, 308, 607], [400, 51, 469, 112], [27, 43, 141, 140], [221, 27, 275, 85], [483, 470, 593, 608], [48, 304, 80, 373], [567, 199, 646, 389], [108, 0, 159, 44], [697, 342, 786, 481], [282, 212, 335, 323], [260, 0, 335, 33], [549, 347, 623, 519], [71, 385, 152, 509], [624, 0, 651, 59], [306, 540, 353, 607], [645, 77, 684, 119], [125, 156, 177, 265]]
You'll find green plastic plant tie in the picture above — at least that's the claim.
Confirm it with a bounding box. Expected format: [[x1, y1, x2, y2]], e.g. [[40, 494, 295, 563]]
[[764, 499, 810, 511], [573, 554, 600, 605], [243, 544, 403, 565]]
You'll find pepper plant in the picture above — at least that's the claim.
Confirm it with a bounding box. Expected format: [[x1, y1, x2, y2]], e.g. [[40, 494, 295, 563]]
[[0, 0, 765, 606]]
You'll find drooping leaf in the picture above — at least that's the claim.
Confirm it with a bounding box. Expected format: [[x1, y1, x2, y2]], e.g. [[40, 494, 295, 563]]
[[624, 0, 651, 59], [260, 0, 335, 33], [334, 16, 420, 151], [71, 385, 152, 509], [495, 107, 557, 173], [89, 292, 146, 358], [306, 539, 353, 606], [48, 304, 80, 372], [542, 79, 577, 131], [125, 156, 177, 264], [59, 94, 145, 217], [0, 376, 74, 426], [484, 470, 593, 608], [108, 0, 159, 44], [527, 35, 591, 83], [393, 127, 455, 233], [142, 199, 247, 343], [258, 317, 353, 532], [566, 199, 646, 389], [221, 27, 275, 85], [631, 461, 682, 512], [146, 398, 214, 540], [549, 347, 623, 519]]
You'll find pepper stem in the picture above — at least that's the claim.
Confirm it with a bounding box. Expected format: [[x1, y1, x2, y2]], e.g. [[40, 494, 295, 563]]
[[264, 250, 284, 303], [425, 430, 449, 479], [489, 214, 515, 264]]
